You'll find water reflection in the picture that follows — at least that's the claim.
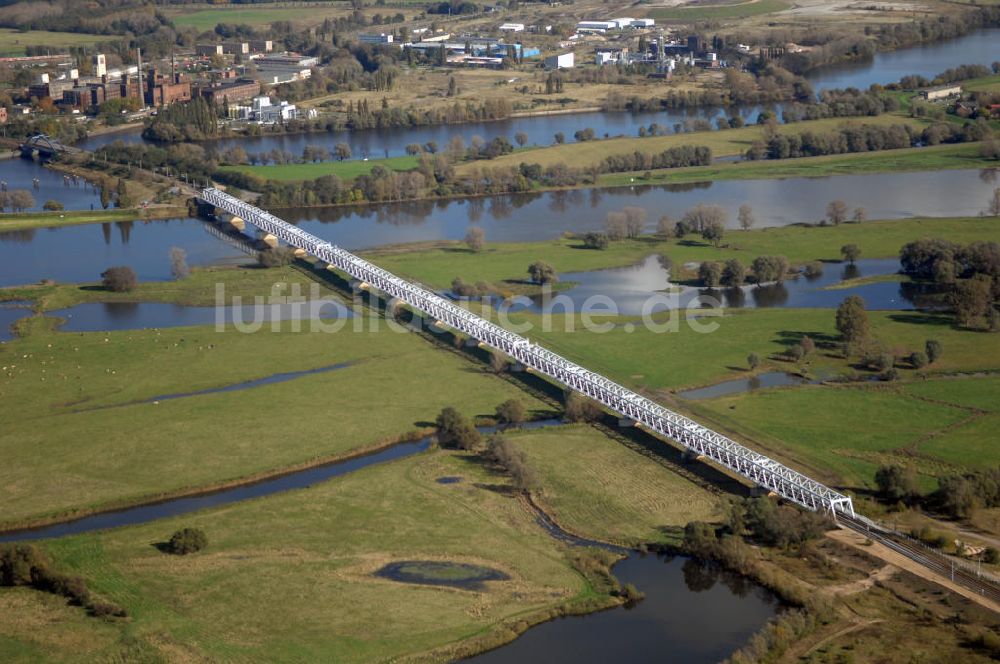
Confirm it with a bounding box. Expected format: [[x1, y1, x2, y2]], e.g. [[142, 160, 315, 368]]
[[0, 300, 33, 342], [470, 553, 778, 664], [512, 256, 924, 315], [1, 171, 994, 288], [276, 170, 997, 248], [0, 157, 103, 211], [49, 298, 352, 332], [78, 105, 775, 161], [677, 372, 812, 400], [804, 28, 1000, 92], [0, 218, 247, 287]]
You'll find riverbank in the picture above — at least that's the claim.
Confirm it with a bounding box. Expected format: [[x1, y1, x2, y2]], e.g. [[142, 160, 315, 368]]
[[596, 142, 998, 188], [0, 206, 186, 231], [0, 263, 337, 312], [361, 215, 1000, 290]]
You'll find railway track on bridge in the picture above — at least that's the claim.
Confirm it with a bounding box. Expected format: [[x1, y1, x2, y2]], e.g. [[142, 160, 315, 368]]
[[199, 187, 1000, 610], [200, 186, 856, 517]]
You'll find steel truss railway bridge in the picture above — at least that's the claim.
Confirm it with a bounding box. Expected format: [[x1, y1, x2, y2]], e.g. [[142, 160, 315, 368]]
[[201, 187, 856, 517], [201, 187, 1000, 605]]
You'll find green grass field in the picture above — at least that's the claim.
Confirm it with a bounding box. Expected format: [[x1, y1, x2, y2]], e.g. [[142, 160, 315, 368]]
[[0, 208, 184, 233], [963, 73, 1000, 93], [220, 155, 419, 183], [465, 114, 928, 174], [364, 216, 1000, 291], [516, 307, 1000, 393], [0, 266, 549, 525], [2, 263, 338, 311], [513, 425, 719, 544], [0, 29, 115, 56], [691, 377, 1000, 489], [597, 143, 998, 189], [648, 0, 790, 20], [168, 6, 348, 31], [2, 449, 591, 663]]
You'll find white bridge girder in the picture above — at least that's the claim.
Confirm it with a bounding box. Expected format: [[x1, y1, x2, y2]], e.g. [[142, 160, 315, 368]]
[[199, 188, 855, 517]]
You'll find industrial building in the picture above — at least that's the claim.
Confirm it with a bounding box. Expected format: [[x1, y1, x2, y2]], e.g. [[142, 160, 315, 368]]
[[920, 85, 962, 100], [543, 52, 574, 70], [195, 78, 261, 104], [576, 17, 654, 33], [358, 33, 394, 44]]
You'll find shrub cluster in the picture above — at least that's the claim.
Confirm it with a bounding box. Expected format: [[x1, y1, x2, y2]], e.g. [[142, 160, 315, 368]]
[[601, 145, 712, 174], [0, 544, 126, 618], [165, 528, 208, 555]]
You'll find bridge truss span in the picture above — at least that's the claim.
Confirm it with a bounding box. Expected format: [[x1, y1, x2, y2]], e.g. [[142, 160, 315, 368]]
[[200, 187, 855, 517]]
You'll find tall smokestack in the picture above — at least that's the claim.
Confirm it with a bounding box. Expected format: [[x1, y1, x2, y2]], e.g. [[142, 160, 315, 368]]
[[136, 47, 144, 108]]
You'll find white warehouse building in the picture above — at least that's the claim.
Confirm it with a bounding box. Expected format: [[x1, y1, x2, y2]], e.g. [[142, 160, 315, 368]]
[[576, 20, 617, 33], [543, 52, 575, 70], [498, 23, 525, 32]]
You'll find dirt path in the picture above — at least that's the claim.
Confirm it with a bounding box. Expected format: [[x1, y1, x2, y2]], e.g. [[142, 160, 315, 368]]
[[801, 619, 884, 656], [825, 563, 898, 596], [826, 529, 1000, 614]]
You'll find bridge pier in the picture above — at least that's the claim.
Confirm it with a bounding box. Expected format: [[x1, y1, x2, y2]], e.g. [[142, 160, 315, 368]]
[[464, 337, 484, 349], [260, 233, 278, 247], [226, 215, 246, 231], [617, 417, 638, 428], [681, 449, 706, 463], [292, 248, 307, 258]]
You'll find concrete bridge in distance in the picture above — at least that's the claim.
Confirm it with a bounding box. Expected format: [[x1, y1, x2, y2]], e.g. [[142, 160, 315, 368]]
[[19, 133, 81, 158], [200, 187, 1000, 606]]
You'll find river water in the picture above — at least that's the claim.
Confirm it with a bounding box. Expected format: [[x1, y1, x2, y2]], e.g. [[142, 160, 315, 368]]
[[278, 168, 996, 247], [0, 157, 103, 212], [71, 28, 1000, 161], [470, 553, 778, 664]]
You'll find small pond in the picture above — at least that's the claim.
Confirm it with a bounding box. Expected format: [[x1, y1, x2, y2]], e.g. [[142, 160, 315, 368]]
[[0, 300, 33, 342], [677, 372, 813, 400], [375, 560, 510, 591], [505, 256, 940, 316], [46, 298, 353, 332]]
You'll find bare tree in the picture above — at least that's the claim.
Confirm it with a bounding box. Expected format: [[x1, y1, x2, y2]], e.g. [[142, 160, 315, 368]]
[[737, 204, 754, 230], [852, 207, 867, 223], [9, 189, 35, 212], [334, 143, 352, 161], [605, 211, 627, 240], [464, 226, 485, 252], [989, 187, 1000, 217], [826, 200, 848, 225], [681, 204, 727, 232], [514, 131, 528, 147], [169, 247, 190, 280], [622, 206, 646, 238], [656, 214, 673, 237]]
